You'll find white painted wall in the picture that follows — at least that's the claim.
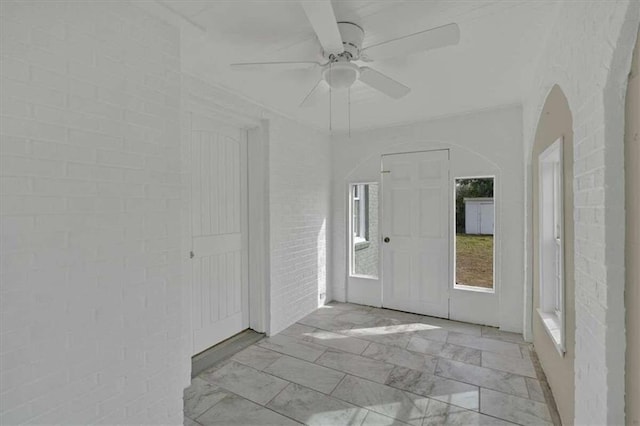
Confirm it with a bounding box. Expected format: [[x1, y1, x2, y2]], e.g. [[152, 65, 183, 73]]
[[331, 105, 523, 331], [268, 116, 332, 335], [0, 1, 189, 424], [521, 2, 639, 424]]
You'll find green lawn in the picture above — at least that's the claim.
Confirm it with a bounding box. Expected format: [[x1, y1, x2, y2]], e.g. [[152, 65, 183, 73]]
[[456, 233, 494, 288]]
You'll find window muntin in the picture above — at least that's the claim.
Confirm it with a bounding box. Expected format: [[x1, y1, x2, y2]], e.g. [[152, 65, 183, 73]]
[[352, 184, 367, 241]]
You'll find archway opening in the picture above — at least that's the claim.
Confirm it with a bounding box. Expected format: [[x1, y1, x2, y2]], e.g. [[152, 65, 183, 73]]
[[624, 26, 639, 426], [531, 84, 575, 426]]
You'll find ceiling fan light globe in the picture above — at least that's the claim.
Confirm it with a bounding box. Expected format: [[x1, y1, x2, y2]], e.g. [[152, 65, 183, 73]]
[[323, 62, 359, 89]]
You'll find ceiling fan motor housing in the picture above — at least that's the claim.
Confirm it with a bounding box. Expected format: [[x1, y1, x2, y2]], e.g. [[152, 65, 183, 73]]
[[336, 22, 364, 60], [321, 22, 364, 90]]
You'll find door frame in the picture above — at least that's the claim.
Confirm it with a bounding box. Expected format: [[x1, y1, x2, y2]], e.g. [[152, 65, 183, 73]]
[[379, 149, 451, 318], [184, 88, 270, 357]]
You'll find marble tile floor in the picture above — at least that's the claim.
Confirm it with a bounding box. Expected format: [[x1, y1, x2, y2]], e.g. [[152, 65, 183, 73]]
[[185, 303, 559, 426]]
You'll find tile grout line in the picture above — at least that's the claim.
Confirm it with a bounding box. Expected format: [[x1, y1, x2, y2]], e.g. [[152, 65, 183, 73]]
[[329, 373, 442, 424], [196, 358, 329, 424], [476, 387, 555, 425], [328, 372, 349, 396], [247, 341, 393, 392], [203, 369, 304, 423], [260, 353, 353, 395], [191, 388, 238, 423], [262, 381, 293, 408], [254, 386, 308, 425], [406, 337, 485, 368], [383, 380, 480, 415], [295, 323, 373, 353], [263, 378, 373, 424], [313, 353, 396, 385], [360, 340, 372, 356], [256, 335, 328, 364], [432, 362, 531, 399]]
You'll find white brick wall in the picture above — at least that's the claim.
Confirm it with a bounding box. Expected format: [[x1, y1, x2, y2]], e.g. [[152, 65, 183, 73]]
[[268, 116, 331, 335], [522, 2, 639, 424], [0, 1, 188, 424]]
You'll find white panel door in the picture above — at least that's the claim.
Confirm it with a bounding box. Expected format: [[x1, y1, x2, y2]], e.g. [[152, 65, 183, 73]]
[[190, 113, 248, 355], [480, 203, 494, 234], [381, 150, 450, 318], [465, 204, 480, 234]]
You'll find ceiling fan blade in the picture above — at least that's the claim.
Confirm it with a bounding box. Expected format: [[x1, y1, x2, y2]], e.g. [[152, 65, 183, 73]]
[[299, 79, 328, 107], [359, 67, 410, 99], [300, 0, 343, 55], [230, 61, 323, 71], [362, 23, 460, 60]]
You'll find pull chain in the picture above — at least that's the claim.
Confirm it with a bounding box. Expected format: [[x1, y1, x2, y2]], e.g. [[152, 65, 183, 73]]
[[329, 62, 332, 133], [348, 86, 351, 138]]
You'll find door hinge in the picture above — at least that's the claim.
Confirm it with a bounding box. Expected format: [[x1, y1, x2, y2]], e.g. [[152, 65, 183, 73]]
[[190, 251, 195, 259]]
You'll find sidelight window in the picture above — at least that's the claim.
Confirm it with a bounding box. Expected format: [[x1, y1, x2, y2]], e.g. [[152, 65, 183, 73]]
[[454, 177, 495, 291], [349, 183, 379, 278]]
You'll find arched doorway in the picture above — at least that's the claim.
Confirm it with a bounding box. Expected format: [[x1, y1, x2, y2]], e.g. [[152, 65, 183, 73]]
[[625, 26, 640, 426], [531, 84, 575, 426]]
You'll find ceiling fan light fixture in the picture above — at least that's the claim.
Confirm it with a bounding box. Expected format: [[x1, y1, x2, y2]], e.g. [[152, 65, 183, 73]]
[[323, 62, 359, 89]]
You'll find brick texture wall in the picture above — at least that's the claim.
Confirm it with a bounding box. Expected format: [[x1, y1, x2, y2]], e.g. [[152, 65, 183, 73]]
[[0, 1, 188, 424], [522, 2, 639, 424], [268, 116, 331, 335]]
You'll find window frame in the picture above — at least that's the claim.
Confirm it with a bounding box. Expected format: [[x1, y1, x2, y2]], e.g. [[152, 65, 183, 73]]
[[537, 137, 566, 355], [453, 176, 496, 293], [348, 182, 378, 279], [352, 184, 368, 243]]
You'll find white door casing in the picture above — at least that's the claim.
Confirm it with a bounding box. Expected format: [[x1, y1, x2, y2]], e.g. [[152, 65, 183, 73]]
[[190, 113, 249, 355], [381, 150, 450, 318]]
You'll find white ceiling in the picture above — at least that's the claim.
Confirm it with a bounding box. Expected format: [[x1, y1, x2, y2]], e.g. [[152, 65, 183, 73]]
[[160, 0, 560, 132]]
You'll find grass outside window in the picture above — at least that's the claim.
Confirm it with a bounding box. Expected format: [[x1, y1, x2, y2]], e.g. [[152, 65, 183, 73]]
[[455, 233, 494, 288]]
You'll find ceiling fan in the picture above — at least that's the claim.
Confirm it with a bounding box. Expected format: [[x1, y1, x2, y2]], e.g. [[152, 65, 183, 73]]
[[231, 0, 460, 128]]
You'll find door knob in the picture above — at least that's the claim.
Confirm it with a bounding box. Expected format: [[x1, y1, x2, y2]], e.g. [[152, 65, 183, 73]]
[[384, 237, 390, 243]]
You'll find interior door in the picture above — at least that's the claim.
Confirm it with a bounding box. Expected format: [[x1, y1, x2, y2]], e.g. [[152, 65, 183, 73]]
[[381, 150, 450, 318], [190, 113, 248, 355]]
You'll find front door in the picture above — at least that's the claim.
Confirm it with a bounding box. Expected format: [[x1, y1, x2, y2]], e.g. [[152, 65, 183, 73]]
[[190, 113, 249, 355], [381, 150, 450, 318]]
